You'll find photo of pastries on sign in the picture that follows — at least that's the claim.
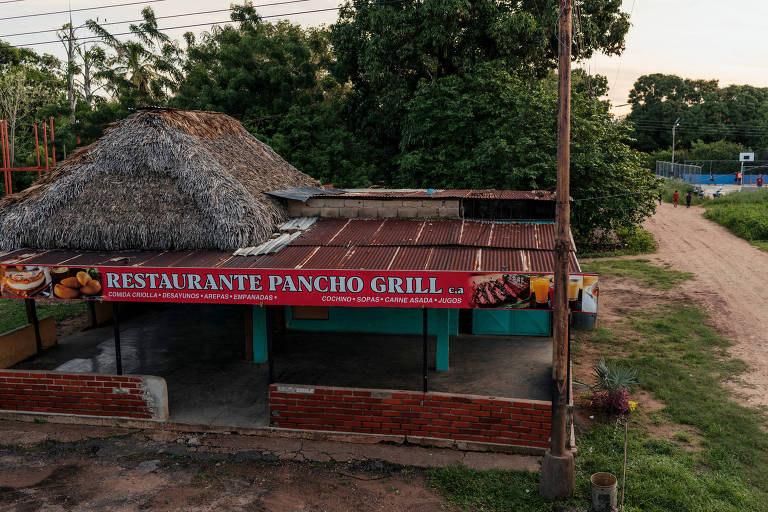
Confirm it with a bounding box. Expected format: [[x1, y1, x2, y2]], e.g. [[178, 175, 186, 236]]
[[0, 265, 51, 297], [470, 273, 531, 308], [50, 268, 102, 299]]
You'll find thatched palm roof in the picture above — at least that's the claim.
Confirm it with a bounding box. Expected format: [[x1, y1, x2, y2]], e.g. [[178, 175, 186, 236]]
[[0, 109, 318, 251]]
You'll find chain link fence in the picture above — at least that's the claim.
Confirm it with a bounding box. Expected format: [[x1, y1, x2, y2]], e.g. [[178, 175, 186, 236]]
[[655, 161, 702, 182]]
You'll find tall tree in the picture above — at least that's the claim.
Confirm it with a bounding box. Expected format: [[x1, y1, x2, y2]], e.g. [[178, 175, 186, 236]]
[[174, 4, 377, 186], [86, 7, 182, 104], [397, 62, 658, 241], [175, 5, 332, 136], [330, 0, 631, 181], [627, 73, 768, 152], [0, 42, 61, 166]]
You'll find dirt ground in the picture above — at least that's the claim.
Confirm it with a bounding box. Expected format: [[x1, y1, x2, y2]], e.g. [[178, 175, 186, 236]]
[[0, 424, 456, 512], [643, 203, 768, 409], [0, 418, 541, 511]]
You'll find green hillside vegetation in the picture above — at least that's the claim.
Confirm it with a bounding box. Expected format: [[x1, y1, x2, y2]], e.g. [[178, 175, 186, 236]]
[[701, 189, 768, 250]]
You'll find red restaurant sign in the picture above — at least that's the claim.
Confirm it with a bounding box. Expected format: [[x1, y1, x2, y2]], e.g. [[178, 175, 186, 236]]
[[1, 265, 599, 313]]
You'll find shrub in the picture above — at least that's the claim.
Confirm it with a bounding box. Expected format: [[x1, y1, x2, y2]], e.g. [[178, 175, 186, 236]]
[[590, 358, 638, 415]]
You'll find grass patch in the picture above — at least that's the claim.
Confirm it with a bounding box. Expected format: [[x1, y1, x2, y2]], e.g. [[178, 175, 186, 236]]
[[428, 465, 549, 511], [579, 228, 658, 259], [700, 189, 768, 251], [0, 298, 88, 334], [571, 302, 768, 511], [430, 259, 766, 511], [581, 259, 693, 290]]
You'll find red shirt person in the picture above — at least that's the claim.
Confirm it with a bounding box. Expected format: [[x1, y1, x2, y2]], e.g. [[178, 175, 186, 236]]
[[758, 175, 764, 188], [673, 190, 679, 207]]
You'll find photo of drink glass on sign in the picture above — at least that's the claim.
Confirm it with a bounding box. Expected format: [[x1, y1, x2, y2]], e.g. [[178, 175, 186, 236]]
[[469, 273, 598, 313]]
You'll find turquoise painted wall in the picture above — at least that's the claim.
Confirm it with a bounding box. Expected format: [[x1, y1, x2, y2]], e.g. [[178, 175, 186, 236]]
[[285, 306, 459, 336], [284, 307, 550, 337], [472, 309, 552, 336], [252, 306, 268, 363]]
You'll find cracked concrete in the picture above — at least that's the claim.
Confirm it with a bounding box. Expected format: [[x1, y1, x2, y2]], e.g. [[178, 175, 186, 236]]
[[0, 418, 540, 472]]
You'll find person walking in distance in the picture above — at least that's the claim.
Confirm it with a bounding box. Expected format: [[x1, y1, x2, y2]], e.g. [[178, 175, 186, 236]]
[[658, 190, 663, 205], [673, 190, 679, 208], [686, 191, 692, 208], [758, 174, 764, 188]]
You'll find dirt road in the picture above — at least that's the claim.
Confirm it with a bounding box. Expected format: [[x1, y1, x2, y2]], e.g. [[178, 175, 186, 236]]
[[644, 203, 768, 408]]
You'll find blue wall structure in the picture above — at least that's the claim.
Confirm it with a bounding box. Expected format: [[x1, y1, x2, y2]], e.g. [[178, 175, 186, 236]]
[[251, 306, 552, 369], [283, 306, 457, 370], [252, 306, 269, 364], [471, 309, 552, 336], [683, 174, 766, 185], [284, 306, 458, 336]]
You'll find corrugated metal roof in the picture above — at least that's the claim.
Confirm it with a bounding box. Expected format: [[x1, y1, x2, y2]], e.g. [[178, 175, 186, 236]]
[[341, 246, 399, 269], [388, 247, 432, 270], [331, 219, 385, 246], [416, 220, 463, 245], [427, 247, 477, 271], [371, 219, 422, 246], [292, 218, 349, 245], [1, 218, 577, 273], [478, 249, 525, 272], [279, 217, 318, 232], [459, 222, 493, 247], [265, 186, 344, 201], [312, 189, 556, 201], [245, 246, 316, 269], [301, 247, 352, 269]]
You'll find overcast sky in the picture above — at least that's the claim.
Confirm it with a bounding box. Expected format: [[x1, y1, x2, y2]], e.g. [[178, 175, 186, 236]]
[[2, 0, 767, 116]]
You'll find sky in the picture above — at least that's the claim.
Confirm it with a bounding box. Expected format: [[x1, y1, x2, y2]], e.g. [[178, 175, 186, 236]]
[[2, 0, 767, 116]]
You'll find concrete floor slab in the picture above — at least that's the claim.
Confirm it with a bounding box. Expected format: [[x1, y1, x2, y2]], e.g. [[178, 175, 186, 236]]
[[274, 330, 552, 400], [18, 304, 269, 428]]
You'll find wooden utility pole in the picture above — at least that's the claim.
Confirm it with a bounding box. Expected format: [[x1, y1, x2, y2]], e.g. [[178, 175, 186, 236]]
[[540, 0, 575, 500]]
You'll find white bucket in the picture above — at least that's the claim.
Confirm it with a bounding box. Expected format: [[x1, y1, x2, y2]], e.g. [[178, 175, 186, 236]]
[[590, 472, 618, 511]]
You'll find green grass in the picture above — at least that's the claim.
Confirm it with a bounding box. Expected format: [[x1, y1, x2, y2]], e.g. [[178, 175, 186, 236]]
[[700, 189, 768, 251], [581, 259, 693, 290], [0, 298, 88, 334], [428, 465, 548, 511], [578, 228, 658, 259], [661, 179, 704, 206], [428, 259, 767, 511]]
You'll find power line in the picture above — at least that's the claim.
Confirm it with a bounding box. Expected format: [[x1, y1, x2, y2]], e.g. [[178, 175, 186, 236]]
[[0, 0, 25, 3], [629, 118, 768, 129], [0, 0, 167, 22], [629, 122, 768, 135], [0, 0, 318, 39], [8, 7, 342, 48], [630, 124, 768, 136]]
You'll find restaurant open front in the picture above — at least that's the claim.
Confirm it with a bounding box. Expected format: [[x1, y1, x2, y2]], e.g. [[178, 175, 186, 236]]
[[0, 109, 597, 453]]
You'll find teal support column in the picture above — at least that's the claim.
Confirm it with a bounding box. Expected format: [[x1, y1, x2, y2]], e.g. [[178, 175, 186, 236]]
[[435, 308, 451, 371], [252, 306, 268, 363]]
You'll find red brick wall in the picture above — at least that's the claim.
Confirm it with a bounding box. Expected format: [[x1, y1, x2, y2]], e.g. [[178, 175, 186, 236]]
[[0, 370, 165, 420], [269, 384, 551, 449]]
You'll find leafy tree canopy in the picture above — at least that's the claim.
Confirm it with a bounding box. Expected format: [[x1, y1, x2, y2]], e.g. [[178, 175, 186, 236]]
[[627, 73, 768, 153], [330, 0, 630, 180], [397, 62, 659, 241], [174, 5, 334, 138]]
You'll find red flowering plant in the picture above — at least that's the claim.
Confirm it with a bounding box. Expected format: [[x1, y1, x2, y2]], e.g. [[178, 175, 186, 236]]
[[587, 358, 638, 415]]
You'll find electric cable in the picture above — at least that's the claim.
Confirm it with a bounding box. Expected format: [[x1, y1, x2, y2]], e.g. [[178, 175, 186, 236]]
[[0, 0, 321, 39], [0, 0, 167, 21], [8, 7, 342, 47]]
